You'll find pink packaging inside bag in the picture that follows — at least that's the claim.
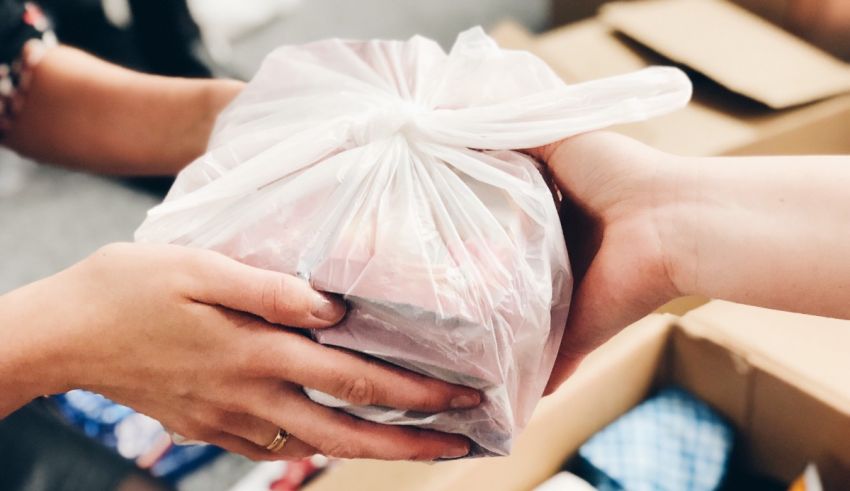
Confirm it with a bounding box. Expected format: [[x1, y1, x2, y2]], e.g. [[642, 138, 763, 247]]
[[135, 27, 691, 456]]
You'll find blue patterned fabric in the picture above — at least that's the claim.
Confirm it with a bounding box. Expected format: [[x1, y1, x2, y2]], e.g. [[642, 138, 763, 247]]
[[53, 390, 222, 482], [577, 387, 734, 491]]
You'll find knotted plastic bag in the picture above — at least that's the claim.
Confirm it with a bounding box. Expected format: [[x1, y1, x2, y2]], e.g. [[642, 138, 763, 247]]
[[135, 27, 691, 456]]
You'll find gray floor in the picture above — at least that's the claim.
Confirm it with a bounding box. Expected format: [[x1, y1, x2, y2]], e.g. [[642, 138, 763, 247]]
[[0, 1, 547, 489]]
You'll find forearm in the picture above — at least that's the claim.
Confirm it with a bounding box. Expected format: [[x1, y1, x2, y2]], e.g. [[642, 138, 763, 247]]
[[0, 277, 72, 417], [664, 153, 850, 318], [2, 45, 243, 175]]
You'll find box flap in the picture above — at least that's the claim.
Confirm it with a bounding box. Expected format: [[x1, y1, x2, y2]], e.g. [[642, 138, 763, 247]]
[[671, 314, 850, 482], [732, 0, 791, 26], [488, 20, 537, 52], [511, 14, 850, 156], [727, 93, 850, 155], [535, 19, 653, 82], [655, 295, 710, 316], [525, 17, 762, 156], [600, 0, 850, 109], [679, 301, 850, 414], [527, 17, 758, 155], [747, 366, 850, 481], [550, 0, 611, 27]]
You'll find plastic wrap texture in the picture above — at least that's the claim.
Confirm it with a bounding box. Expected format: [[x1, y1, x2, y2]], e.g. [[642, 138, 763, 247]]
[[135, 27, 691, 456]]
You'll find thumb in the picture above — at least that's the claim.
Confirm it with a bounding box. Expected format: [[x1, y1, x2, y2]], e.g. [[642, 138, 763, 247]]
[[543, 247, 634, 395], [543, 276, 601, 396], [544, 239, 673, 395], [188, 250, 346, 328]]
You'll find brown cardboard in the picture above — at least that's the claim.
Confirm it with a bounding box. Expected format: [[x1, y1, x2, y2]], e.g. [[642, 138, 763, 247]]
[[550, 0, 791, 29], [677, 302, 850, 481], [487, 20, 537, 52], [534, 19, 652, 82], [430, 315, 672, 491], [655, 295, 710, 316], [491, 5, 850, 157], [731, 0, 791, 26], [664, 327, 752, 430], [748, 369, 850, 482], [599, 0, 850, 109], [550, 0, 615, 27], [551, 0, 850, 60], [305, 315, 674, 491], [305, 302, 850, 490], [303, 8, 850, 486], [729, 94, 850, 155], [493, 18, 759, 156], [679, 301, 850, 412]]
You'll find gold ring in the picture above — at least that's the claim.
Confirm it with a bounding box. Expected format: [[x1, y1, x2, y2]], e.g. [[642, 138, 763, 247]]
[[265, 428, 290, 453]]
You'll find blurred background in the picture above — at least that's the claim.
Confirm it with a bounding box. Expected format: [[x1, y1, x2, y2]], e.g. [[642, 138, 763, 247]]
[[1, 2, 550, 489], [4, 0, 849, 296], [1, 1, 849, 490], [0, 0, 549, 296]]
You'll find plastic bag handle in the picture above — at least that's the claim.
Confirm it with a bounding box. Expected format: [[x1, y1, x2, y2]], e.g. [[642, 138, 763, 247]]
[[417, 66, 692, 150]]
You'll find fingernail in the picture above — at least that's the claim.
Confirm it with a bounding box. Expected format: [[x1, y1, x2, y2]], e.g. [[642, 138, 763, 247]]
[[442, 442, 470, 459], [312, 292, 345, 323], [450, 392, 481, 409]]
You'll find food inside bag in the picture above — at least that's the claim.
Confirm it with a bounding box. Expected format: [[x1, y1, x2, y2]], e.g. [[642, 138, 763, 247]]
[[135, 27, 691, 456]]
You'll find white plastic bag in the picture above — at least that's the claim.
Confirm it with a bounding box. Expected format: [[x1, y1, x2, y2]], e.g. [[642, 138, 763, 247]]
[[135, 27, 691, 456]]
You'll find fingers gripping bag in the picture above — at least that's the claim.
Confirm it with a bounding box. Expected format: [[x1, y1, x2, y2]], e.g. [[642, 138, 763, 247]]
[[135, 27, 691, 456]]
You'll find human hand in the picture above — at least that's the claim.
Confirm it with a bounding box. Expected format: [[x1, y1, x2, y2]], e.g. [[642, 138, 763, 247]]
[[2, 45, 246, 174], [532, 131, 850, 395], [528, 132, 686, 394], [7, 243, 479, 461]]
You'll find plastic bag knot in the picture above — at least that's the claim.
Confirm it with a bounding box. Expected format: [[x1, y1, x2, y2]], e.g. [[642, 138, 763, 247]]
[[351, 100, 426, 146]]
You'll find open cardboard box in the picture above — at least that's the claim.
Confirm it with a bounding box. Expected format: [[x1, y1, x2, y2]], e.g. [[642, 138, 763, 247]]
[[494, 0, 850, 157], [299, 4, 850, 488], [550, 0, 850, 61], [304, 301, 850, 490], [549, 0, 801, 33]]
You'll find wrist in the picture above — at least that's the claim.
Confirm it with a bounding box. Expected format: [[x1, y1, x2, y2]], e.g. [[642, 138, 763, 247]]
[[163, 78, 244, 174], [197, 79, 245, 148], [651, 154, 706, 298], [0, 277, 76, 416]]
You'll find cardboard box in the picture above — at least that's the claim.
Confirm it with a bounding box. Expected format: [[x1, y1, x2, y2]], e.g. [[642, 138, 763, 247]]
[[551, 0, 850, 62], [550, 0, 614, 26], [550, 0, 795, 33], [305, 301, 850, 490], [495, 0, 850, 156], [300, 6, 850, 488]]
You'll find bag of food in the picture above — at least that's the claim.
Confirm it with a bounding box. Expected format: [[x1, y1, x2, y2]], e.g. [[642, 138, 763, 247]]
[[135, 27, 691, 456]]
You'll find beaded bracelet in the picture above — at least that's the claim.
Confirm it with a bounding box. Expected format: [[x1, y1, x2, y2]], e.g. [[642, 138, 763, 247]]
[[0, 2, 57, 138]]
